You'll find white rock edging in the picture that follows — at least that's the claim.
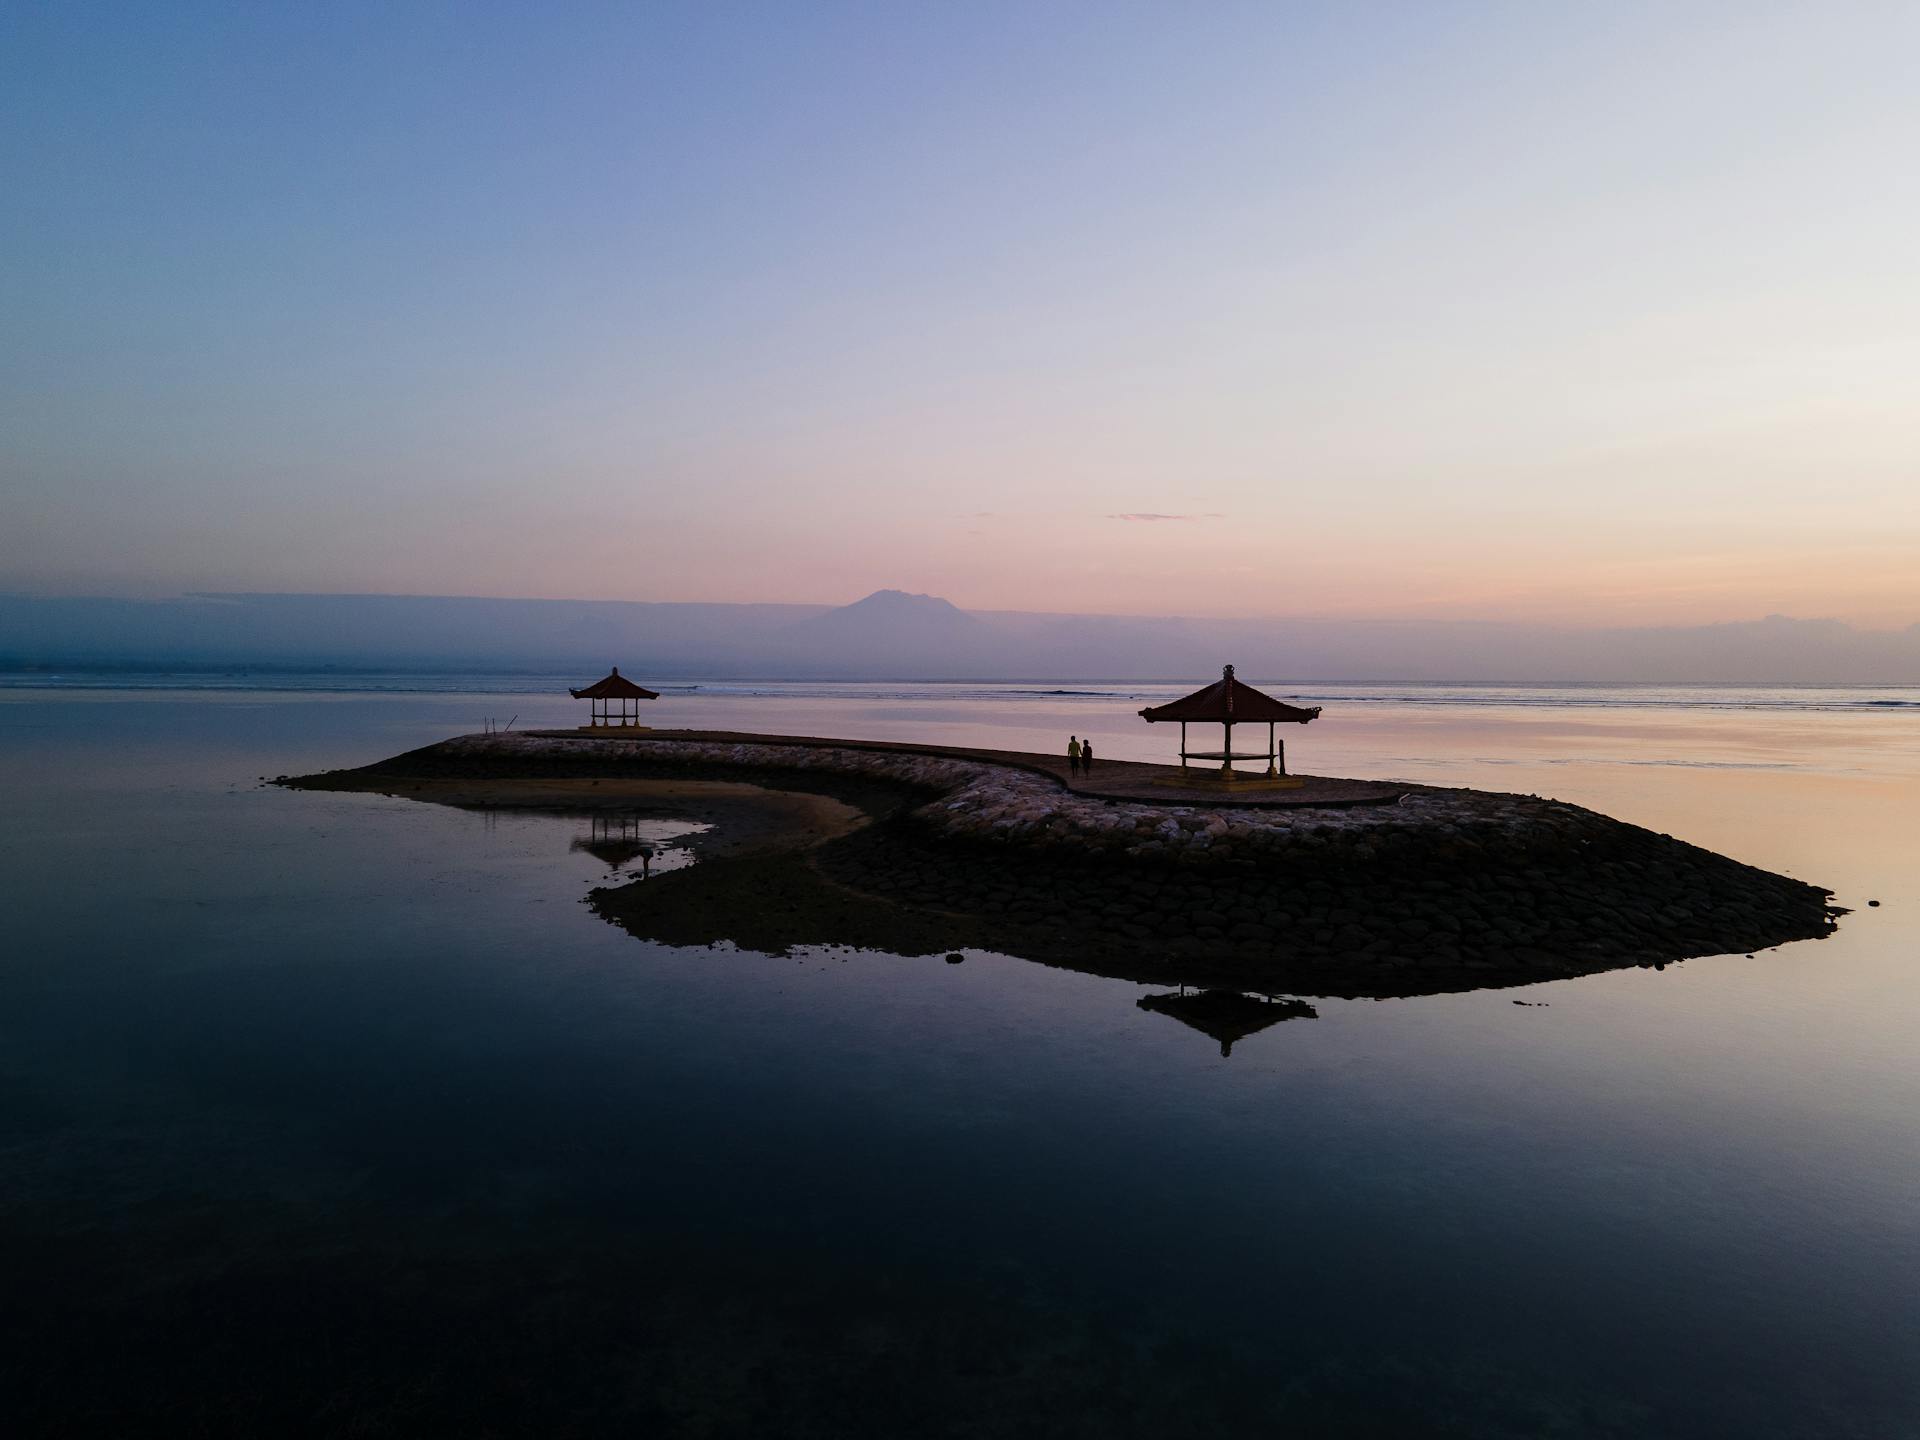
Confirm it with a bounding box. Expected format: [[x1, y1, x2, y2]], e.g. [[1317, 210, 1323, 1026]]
[[438, 733, 1608, 870]]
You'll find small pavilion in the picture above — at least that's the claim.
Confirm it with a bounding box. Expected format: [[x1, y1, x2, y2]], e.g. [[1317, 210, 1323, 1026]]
[[1139, 664, 1320, 784], [569, 666, 658, 729]]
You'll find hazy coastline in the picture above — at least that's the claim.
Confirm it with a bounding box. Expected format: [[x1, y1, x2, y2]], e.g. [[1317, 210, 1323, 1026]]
[[9, 589, 1920, 684]]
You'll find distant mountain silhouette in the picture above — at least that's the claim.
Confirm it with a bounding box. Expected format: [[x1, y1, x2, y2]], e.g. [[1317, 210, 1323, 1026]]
[[787, 588, 980, 639], [779, 590, 1000, 677]]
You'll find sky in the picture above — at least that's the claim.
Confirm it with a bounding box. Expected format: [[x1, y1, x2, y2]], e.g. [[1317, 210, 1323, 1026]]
[[4, 1, 1918, 626]]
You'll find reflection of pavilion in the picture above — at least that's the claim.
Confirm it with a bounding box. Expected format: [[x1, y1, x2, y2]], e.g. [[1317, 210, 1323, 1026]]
[[569, 814, 656, 871], [1137, 988, 1317, 1057]]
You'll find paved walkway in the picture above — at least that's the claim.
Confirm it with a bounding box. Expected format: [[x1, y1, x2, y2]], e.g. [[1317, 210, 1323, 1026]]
[[529, 728, 1407, 809]]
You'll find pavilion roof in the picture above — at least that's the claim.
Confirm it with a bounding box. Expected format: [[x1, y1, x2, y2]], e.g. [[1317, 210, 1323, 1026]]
[[1138, 665, 1320, 724], [569, 667, 659, 700]]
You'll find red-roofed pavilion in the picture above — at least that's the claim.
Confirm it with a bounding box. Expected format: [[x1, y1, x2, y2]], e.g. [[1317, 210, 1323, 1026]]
[[1139, 665, 1320, 780], [569, 667, 658, 728]]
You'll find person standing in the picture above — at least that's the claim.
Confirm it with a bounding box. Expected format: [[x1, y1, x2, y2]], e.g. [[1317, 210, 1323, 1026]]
[[1081, 738, 1094, 774], [1068, 735, 1082, 776]]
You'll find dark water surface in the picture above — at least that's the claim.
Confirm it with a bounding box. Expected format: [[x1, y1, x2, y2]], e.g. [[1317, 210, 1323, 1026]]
[[2, 688, 1917, 1437]]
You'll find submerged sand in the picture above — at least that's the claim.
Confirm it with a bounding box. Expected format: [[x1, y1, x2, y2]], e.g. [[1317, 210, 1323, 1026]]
[[329, 775, 866, 858]]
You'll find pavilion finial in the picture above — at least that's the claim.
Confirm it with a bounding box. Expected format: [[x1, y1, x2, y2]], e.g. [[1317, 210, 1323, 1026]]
[[1223, 664, 1234, 679]]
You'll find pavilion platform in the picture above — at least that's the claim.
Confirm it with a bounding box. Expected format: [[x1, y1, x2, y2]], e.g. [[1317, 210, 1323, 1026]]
[[526, 728, 1405, 808]]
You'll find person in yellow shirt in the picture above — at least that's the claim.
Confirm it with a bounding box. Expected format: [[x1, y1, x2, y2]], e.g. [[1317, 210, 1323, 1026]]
[[1067, 735, 1082, 776]]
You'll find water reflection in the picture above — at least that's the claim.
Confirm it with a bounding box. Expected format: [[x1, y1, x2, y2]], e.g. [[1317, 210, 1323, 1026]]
[[407, 782, 1836, 1006], [5, 692, 1914, 1437], [569, 814, 666, 874], [1136, 988, 1318, 1057], [471, 805, 708, 879]]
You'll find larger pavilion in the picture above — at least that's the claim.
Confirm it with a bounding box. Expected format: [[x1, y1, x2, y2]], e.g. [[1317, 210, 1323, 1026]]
[[569, 666, 658, 728], [1138, 664, 1320, 784]]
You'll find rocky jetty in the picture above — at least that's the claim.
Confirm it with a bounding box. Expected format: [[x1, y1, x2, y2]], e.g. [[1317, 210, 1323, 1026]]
[[287, 732, 1839, 996]]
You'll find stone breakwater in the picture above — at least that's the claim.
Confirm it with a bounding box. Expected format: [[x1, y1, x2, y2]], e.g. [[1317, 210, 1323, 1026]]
[[306, 733, 1838, 994], [419, 733, 1530, 862]]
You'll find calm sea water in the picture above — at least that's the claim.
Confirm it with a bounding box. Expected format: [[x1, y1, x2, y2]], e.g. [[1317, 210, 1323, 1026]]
[[2, 677, 1917, 1437]]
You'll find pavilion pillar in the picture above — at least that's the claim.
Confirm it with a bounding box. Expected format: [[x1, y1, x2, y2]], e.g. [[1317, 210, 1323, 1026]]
[[1221, 721, 1233, 779], [1180, 721, 1188, 769], [1267, 721, 1277, 777]]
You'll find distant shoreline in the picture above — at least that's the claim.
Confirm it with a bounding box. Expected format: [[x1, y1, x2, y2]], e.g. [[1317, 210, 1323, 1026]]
[[13, 670, 1920, 718], [9, 588, 1920, 686]]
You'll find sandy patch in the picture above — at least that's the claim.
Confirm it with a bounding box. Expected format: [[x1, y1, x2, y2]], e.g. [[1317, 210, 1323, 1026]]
[[308, 776, 869, 858]]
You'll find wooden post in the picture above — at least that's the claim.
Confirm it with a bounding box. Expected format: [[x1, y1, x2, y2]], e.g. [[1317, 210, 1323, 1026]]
[[1222, 720, 1234, 778], [1180, 720, 1188, 769], [1267, 720, 1277, 776]]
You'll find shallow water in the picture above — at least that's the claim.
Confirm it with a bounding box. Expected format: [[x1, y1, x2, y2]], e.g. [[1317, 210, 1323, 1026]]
[[1, 683, 1917, 1437]]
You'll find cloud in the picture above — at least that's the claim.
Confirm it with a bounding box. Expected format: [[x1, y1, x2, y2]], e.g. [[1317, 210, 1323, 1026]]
[[1109, 512, 1211, 522]]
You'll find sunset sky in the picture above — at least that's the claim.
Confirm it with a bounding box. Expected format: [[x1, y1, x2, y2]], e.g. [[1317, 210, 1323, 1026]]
[[6, 2, 1918, 626]]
